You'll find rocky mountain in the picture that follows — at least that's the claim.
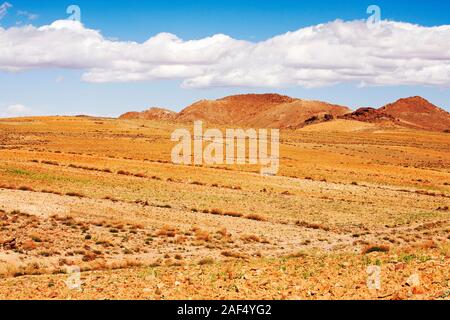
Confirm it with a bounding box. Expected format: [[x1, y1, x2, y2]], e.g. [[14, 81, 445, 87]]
[[119, 95, 450, 132], [120, 94, 351, 129], [340, 97, 450, 132], [380, 97, 450, 132]]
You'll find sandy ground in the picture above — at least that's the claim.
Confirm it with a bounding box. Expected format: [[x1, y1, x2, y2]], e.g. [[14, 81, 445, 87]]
[[0, 116, 448, 299]]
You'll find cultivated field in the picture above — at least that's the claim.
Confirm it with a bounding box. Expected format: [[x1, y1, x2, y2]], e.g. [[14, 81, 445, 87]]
[[0, 116, 448, 299]]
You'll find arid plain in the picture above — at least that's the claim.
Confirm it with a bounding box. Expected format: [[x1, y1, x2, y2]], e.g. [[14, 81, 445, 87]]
[[0, 112, 449, 299]]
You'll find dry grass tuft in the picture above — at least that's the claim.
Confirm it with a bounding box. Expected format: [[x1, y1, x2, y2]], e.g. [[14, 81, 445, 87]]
[[210, 208, 223, 215], [18, 186, 34, 192], [223, 211, 243, 218], [245, 214, 267, 222], [241, 234, 261, 243], [156, 225, 177, 238], [198, 257, 215, 265], [221, 250, 246, 259], [65, 192, 85, 198], [296, 221, 330, 231], [195, 229, 211, 242], [362, 244, 390, 255]]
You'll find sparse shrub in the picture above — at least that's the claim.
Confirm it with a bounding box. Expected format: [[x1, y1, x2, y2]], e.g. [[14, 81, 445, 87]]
[[103, 196, 118, 202], [245, 214, 267, 222], [123, 248, 133, 255], [82, 252, 97, 262], [221, 250, 245, 259], [93, 220, 105, 227], [39, 251, 52, 257], [134, 173, 146, 178], [198, 257, 214, 265], [288, 251, 307, 258], [223, 211, 243, 218], [156, 225, 177, 237], [22, 240, 37, 251], [30, 234, 42, 242], [156, 204, 172, 209], [210, 208, 223, 215], [42, 160, 59, 166], [296, 221, 330, 231], [41, 189, 62, 195], [419, 240, 437, 249], [241, 234, 261, 243], [195, 229, 211, 242], [362, 244, 390, 255], [18, 186, 34, 192], [217, 228, 228, 237], [66, 192, 85, 198]]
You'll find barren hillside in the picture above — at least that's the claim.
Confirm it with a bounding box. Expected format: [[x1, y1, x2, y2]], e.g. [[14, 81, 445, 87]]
[[121, 94, 351, 128], [340, 97, 450, 132]]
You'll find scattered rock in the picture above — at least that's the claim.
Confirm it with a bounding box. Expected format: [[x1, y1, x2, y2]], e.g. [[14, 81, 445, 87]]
[[406, 274, 420, 287]]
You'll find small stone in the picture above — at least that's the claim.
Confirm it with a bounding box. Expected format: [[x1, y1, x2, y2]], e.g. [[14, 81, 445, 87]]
[[412, 286, 425, 295], [406, 274, 420, 287], [395, 263, 406, 271]]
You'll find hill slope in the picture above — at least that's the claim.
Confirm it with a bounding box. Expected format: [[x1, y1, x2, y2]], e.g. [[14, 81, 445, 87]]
[[380, 97, 450, 132], [119, 95, 450, 132], [121, 94, 351, 129], [119, 107, 177, 121], [340, 97, 450, 132]]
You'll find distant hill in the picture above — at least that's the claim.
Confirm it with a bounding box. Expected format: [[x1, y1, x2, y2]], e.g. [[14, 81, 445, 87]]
[[120, 94, 351, 129], [340, 97, 450, 132], [119, 95, 450, 132], [380, 97, 450, 132], [119, 107, 177, 121]]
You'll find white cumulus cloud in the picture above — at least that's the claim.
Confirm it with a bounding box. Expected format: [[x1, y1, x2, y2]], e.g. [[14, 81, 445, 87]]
[[0, 104, 32, 117], [0, 19, 449, 88], [7, 104, 30, 113]]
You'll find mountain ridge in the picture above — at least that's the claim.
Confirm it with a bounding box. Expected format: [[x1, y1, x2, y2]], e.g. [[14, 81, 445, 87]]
[[120, 93, 351, 129], [341, 96, 450, 132], [119, 94, 450, 132]]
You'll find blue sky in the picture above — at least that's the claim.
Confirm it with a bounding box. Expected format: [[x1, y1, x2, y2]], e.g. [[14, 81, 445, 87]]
[[0, 0, 449, 117]]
